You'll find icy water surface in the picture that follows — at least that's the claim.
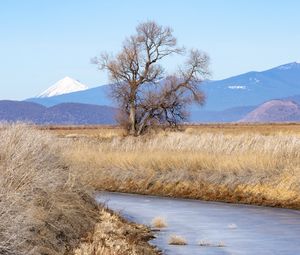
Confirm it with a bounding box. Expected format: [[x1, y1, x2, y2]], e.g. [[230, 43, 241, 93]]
[[96, 192, 300, 255]]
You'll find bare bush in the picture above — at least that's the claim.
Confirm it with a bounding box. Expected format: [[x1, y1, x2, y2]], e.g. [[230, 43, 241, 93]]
[[151, 217, 167, 228], [168, 235, 187, 245], [0, 124, 98, 255]]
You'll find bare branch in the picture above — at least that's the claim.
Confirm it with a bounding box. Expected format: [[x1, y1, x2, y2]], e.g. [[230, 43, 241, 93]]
[[92, 21, 210, 135]]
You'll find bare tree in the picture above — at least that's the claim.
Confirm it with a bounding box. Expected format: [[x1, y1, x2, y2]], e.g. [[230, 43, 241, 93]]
[[92, 21, 210, 135]]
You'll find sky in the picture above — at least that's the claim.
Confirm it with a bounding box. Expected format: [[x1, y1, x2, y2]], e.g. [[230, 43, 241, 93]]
[[0, 0, 300, 100]]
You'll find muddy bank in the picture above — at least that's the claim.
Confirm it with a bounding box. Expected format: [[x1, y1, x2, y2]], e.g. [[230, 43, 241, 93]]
[[73, 208, 160, 255]]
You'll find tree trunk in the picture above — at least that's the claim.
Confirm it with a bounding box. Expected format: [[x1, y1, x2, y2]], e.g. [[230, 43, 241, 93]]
[[136, 112, 150, 136], [129, 101, 136, 135]]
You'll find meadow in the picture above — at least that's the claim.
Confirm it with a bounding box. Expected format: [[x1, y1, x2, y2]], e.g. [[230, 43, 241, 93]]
[[1, 123, 299, 254], [58, 123, 300, 209]]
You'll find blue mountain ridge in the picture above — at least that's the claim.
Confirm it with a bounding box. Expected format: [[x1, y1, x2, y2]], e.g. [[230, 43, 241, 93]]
[[0, 100, 117, 124], [26, 62, 300, 122]]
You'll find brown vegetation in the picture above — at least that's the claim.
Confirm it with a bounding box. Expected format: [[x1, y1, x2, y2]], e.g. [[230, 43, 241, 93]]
[[2, 123, 299, 254], [168, 235, 187, 245], [42, 122, 300, 137], [151, 217, 168, 229], [63, 125, 300, 209], [183, 123, 300, 135], [0, 124, 98, 255], [0, 124, 159, 255], [74, 209, 158, 255]]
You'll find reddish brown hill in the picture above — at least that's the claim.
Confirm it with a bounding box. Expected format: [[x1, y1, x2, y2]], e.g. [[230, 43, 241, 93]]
[[240, 100, 300, 122]]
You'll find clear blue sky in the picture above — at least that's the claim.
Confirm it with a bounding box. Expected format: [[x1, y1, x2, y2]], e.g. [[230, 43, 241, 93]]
[[1, 0, 300, 100]]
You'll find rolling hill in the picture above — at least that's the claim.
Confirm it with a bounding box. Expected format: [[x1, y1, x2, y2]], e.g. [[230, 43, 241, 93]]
[[0, 100, 46, 123], [240, 100, 300, 122], [0, 101, 117, 124]]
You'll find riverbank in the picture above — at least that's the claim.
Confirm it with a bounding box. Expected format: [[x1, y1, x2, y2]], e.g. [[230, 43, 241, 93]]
[[0, 124, 159, 255], [64, 126, 300, 209], [73, 208, 159, 255], [3, 124, 298, 254], [97, 192, 300, 255]]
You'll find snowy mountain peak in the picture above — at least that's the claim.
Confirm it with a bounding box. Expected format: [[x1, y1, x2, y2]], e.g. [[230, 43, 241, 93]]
[[38, 76, 88, 98]]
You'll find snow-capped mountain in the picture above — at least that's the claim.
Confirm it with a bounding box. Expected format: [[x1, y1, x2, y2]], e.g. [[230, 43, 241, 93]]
[[26, 62, 300, 122], [38, 76, 88, 98]]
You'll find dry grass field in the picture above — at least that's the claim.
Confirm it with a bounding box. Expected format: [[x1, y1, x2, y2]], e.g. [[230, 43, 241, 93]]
[[57, 123, 300, 209], [42, 123, 300, 137], [0, 124, 158, 255], [1, 123, 299, 254]]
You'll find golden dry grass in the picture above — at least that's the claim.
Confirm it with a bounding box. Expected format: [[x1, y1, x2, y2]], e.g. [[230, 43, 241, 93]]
[[3, 123, 298, 254], [44, 123, 300, 137], [0, 124, 159, 255], [168, 235, 187, 245], [63, 126, 300, 209], [0, 124, 99, 255], [151, 217, 168, 228], [183, 123, 300, 136], [74, 209, 158, 255], [40, 125, 125, 139]]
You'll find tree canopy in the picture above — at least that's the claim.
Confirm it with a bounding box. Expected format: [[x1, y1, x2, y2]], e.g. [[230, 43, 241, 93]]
[[93, 21, 210, 135]]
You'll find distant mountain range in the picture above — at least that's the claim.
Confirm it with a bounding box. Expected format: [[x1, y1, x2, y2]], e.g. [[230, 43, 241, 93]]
[[0, 101, 116, 125], [1, 62, 300, 124], [28, 62, 300, 111], [24, 62, 300, 123], [200, 62, 300, 111]]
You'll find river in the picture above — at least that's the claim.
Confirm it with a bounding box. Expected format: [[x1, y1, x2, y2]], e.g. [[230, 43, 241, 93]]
[[96, 192, 300, 255]]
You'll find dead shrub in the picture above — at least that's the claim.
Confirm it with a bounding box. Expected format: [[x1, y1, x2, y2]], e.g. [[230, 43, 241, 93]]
[[168, 235, 187, 245], [0, 124, 98, 255], [151, 217, 168, 228]]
